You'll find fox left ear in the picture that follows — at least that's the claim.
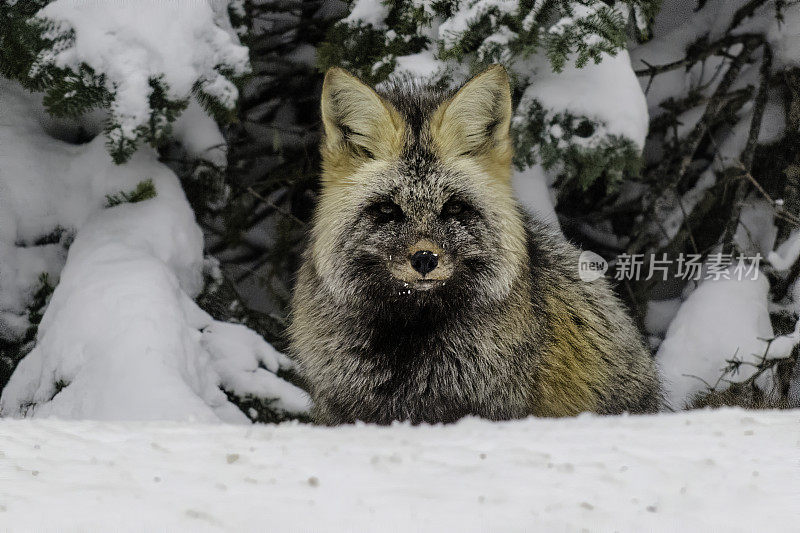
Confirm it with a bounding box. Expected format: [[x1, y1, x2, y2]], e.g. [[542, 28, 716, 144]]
[[431, 65, 513, 175], [320, 68, 403, 164]]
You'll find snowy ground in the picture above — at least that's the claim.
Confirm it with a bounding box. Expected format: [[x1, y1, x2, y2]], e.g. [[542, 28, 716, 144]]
[[1, 408, 797, 532]]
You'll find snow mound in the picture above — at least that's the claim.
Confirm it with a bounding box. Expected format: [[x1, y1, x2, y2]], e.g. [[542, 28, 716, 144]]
[[202, 322, 310, 415], [0, 409, 797, 531], [657, 272, 800, 409]]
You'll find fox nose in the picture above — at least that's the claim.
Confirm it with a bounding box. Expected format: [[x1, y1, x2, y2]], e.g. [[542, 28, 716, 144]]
[[410, 250, 438, 276]]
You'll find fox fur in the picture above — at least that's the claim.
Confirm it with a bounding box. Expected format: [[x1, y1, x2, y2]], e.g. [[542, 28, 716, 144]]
[[289, 65, 661, 425]]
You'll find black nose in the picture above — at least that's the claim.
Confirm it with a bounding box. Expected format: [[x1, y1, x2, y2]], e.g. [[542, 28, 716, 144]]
[[410, 250, 438, 276]]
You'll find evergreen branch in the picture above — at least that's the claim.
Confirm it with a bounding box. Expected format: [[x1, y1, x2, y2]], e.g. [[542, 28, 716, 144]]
[[105, 179, 157, 208], [724, 335, 796, 391], [689, 333, 797, 409], [737, 166, 800, 228], [704, 132, 800, 231]]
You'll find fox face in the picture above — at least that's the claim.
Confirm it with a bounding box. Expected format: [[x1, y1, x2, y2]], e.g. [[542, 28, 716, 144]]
[[310, 66, 528, 317]]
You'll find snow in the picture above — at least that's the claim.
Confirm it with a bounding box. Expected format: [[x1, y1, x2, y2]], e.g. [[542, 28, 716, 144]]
[[391, 49, 444, 81], [766, 4, 800, 68], [34, 0, 250, 143], [202, 322, 310, 415], [511, 165, 560, 231], [757, 92, 787, 143], [549, 2, 607, 45], [645, 297, 682, 338], [633, 0, 800, 116], [631, 1, 745, 117], [343, 0, 390, 28], [769, 229, 800, 272], [0, 138, 308, 421], [477, 24, 517, 63], [631, 1, 800, 407], [170, 99, 227, 167], [522, 0, 546, 31], [657, 272, 800, 409], [656, 169, 716, 246], [0, 81, 111, 340], [0, 409, 797, 531], [735, 199, 778, 257]]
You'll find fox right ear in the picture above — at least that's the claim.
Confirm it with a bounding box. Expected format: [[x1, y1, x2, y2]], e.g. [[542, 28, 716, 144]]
[[430, 65, 513, 181], [320, 68, 403, 164]]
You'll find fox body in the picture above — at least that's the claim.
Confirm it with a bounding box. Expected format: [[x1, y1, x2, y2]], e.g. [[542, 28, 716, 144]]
[[289, 66, 661, 425]]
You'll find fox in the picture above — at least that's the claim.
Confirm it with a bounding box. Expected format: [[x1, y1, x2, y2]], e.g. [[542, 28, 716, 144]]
[[288, 65, 661, 425]]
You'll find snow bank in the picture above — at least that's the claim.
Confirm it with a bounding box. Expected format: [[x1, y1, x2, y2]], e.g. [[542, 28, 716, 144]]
[[0, 409, 797, 531]]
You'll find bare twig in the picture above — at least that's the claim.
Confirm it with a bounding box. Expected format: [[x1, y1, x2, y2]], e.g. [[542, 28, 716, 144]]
[[690, 334, 797, 402], [730, 0, 771, 29], [628, 35, 764, 257], [246, 186, 306, 227], [722, 45, 773, 254], [773, 254, 800, 301], [635, 33, 764, 78]]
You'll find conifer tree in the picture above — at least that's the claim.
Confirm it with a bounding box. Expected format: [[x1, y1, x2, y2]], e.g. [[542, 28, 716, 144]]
[[0, 0, 250, 381], [0, 0, 310, 421]]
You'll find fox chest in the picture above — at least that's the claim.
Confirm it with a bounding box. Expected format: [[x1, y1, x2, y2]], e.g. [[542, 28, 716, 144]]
[[312, 337, 532, 424]]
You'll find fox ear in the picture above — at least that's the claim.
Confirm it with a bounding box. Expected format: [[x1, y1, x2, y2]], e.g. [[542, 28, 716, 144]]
[[431, 65, 513, 172], [320, 68, 403, 163]]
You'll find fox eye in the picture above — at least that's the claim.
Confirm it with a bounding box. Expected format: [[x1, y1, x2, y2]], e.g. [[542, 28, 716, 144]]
[[368, 200, 403, 224], [441, 199, 470, 218]]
